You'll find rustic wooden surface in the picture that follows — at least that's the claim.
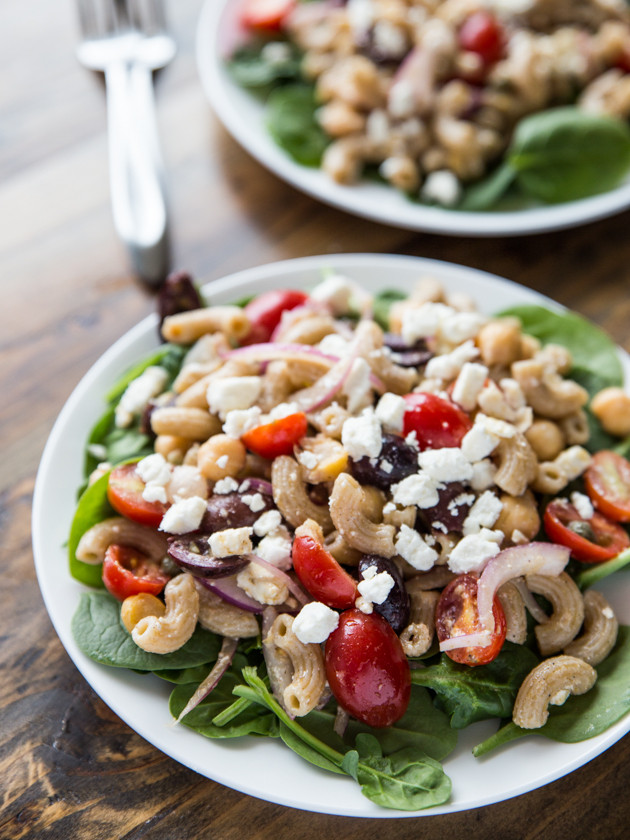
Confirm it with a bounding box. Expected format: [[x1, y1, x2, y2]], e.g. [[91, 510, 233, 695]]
[[2, 0, 630, 837]]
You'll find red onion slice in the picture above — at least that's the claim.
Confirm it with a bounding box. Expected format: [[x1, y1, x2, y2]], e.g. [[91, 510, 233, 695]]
[[512, 577, 549, 625], [225, 342, 340, 368], [198, 575, 263, 613], [439, 631, 497, 652], [174, 636, 238, 723], [167, 537, 249, 578], [477, 543, 569, 636], [290, 353, 358, 412], [247, 554, 310, 605]]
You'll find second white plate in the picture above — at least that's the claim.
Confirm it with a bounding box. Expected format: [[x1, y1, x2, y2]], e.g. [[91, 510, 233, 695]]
[[196, 0, 630, 237]]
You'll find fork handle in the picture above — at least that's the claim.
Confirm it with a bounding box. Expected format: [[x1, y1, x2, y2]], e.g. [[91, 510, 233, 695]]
[[105, 61, 170, 285]]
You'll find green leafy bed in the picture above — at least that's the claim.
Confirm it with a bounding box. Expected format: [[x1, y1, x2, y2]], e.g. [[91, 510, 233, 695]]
[[69, 296, 630, 812], [226, 38, 630, 210]]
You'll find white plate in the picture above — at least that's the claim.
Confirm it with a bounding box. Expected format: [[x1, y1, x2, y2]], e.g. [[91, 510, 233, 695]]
[[196, 0, 630, 237], [33, 254, 630, 817]]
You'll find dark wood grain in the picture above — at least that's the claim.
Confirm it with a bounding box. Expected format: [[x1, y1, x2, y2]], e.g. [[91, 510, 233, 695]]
[[2, 0, 630, 837]]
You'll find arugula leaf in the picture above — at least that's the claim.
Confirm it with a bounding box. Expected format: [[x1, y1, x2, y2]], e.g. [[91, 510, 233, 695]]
[[474, 625, 630, 756], [72, 591, 220, 670], [233, 667, 452, 811], [68, 472, 114, 587], [411, 643, 540, 729], [266, 84, 330, 167], [575, 548, 630, 590], [170, 669, 279, 739]]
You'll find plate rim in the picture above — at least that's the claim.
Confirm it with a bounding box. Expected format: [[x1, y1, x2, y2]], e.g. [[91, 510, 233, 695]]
[[32, 253, 630, 818], [195, 0, 630, 238]]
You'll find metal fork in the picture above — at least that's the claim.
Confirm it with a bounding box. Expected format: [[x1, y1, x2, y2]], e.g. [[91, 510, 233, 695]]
[[77, 0, 176, 285]]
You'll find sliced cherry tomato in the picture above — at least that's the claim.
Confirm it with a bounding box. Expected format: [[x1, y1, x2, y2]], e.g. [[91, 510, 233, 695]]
[[241, 412, 307, 459], [458, 11, 504, 65], [239, 0, 296, 31], [107, 463, 168, 528], [543, 498, 630, 563], [241, 289, 309, 344], [585, 450, 630, 523], [403, 392, 472, 450], [325, 609, 411, 727], [435, 574, 506, 666], [292, 534, 358, 609], [102, 544, 169, 602], [615, 46, 630, 74]]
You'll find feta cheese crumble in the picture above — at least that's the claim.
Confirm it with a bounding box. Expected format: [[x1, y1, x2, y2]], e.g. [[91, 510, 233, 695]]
[[341, 407, 383, 460], [136, 453, 172, 504], [292, 601, 340, 644], [222, 406, 263, 439], [357, 566, 395, 608], [159, 496, 207, 535], [462, 491, 503, 536], [115, 366, 168, 428], [209, 526, 253, 558], [417, 448, 473, 483], [253, 509, 283, 537], [571, 491, 594, 520], [375, 392, 406, 433], [447, 529, 503, 573], [207, 376, 262, 419], [391, 473, 440, 508], [395, 525, 438, 570]]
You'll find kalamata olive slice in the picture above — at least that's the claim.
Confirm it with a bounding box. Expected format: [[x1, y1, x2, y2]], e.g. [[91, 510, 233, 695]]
[[418, 482, 474, 534], [201, 489, 276, 533], [383, 333, 433, 368], [358, 554, 410, 633], [167, 536, 249, 577], [158, 270, 203, 331], [350, 433, 418, 490]]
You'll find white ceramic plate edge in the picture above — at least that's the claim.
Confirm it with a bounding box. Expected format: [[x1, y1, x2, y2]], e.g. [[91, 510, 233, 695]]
[[196, 0, 630, 238], [33, 254, 630, 818]]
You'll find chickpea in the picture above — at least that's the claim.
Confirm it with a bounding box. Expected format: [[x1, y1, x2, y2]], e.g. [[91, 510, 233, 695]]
[[155, 434, 190, 464], [525, 419, 565, 462], [121, 593, 166, 633], [197, 434, 247, 481], [477, 318, 522, 367], [591, 387, 630, 438], [494, 491, 541, 543]]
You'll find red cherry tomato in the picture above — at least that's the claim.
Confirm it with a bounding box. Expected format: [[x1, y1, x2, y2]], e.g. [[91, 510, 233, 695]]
[[615, 45, 630, 74], [102, 544, 170, 602], [239, 0, 296, 30], [543, 498, 630, 563], [585, 450, 630, 523], [435, 574, 506, 666], [292, 535, 358, 609], [403, 392, 473, 450], [325, 609, 411, 727], [241, 289, 309, 344], [458, 11, 504, 65], [241, 412, 308, 459], [107, 463, 168, 528]]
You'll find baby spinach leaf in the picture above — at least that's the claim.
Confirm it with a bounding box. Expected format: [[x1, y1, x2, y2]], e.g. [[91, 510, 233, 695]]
[[474, 625, 630, 756], [227, 39, 302, 91], [279, 722, 345, 775], [412, 643, 540, 729], [509, 107, 630, 204], [68, 472, 114, 587], [372, 289, 407, 331], [105, 344, 186, 404], [459, 161, 517, 211], [72, 591, 220, 670], [350, 734, 452, 812], [266, 84, 330, 167]]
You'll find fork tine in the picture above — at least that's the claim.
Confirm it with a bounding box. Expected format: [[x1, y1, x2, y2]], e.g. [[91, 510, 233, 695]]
[[127, 0, 167, 34], [77, 0, 98, 37]]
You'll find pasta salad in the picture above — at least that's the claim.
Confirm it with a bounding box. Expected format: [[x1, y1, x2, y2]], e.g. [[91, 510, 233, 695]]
[[69, 269, 630, 812], [225, 0, 630, 210]]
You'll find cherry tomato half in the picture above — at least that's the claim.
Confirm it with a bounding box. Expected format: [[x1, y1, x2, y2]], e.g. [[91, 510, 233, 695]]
[[292, 534, 358, 609], [543, 498, 630, 563], [241, 289, 309, 344], [435, 574, 506, 666], [325, 609, 411, 727], [403, 392, 472, 450], [102, 544, 170, 602], [239, 0, 296, 31], [458, 11, 504, 65], [241, 412, 308, 459], [585, 450, 630, 523], [107, 463, 168, 528]]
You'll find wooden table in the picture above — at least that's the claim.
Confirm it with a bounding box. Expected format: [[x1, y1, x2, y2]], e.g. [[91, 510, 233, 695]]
[[3, 1, 630, 837]]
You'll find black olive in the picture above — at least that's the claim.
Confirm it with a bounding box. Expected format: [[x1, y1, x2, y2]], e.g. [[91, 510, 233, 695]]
[[417, 482, 474, 535], [350, 433, 418, 490], [358, 554, 410, 633], [157, 270, 203, 336], [201, 490, 275, 533], [383, 333, 434, 368]]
